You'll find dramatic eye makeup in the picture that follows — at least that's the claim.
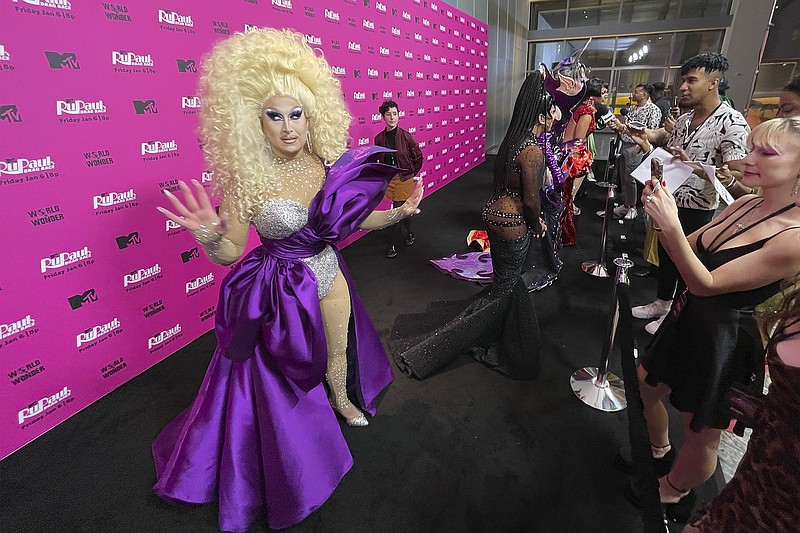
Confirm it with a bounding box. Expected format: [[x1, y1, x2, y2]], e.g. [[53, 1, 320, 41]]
[[263, 108, 303, 121]]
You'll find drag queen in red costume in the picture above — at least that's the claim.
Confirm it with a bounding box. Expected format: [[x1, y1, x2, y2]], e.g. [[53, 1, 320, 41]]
[[559, 77, 606, 246]]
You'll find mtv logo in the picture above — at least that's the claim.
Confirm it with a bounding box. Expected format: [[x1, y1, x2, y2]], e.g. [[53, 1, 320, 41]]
[[133, 100, 158, 114], [180, 247, 200, 263], [115, 232, 141, 249], [176, 59, 196, 72], [45, 51, 79, 69], [0, 105, 22, 123], [68, 289, 98, 310], [353, 69, 361, 78]]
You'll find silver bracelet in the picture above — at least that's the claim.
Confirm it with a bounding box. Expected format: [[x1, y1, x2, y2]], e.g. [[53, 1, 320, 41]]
[[191, 220, 223, 244], [386, 207, 401, 223], [723, 175, 737, 189]]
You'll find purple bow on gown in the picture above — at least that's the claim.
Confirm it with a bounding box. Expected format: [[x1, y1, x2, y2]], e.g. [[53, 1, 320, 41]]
[[152, 146, 398, 531]]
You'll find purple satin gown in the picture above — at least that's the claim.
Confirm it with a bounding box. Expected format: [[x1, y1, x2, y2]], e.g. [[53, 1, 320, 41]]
[[152, 146, 398, 531]]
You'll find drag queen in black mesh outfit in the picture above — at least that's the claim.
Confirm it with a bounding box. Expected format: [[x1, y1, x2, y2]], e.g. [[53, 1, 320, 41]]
[[391, 72, 558, 379]]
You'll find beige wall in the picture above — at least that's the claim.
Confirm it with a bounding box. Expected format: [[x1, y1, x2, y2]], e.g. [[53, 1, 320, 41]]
[[446, 0, 530, 153]]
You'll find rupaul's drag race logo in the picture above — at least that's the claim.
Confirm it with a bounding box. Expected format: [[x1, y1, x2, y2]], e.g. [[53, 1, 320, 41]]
[[18, 387, 73, 429], [123, 264, 163, 291], [148, 324, 182, 352], [93, 188, 138, 215], [1, 315, 36, 346], [141, 140, 179, 161], [158, 9, 194, 33], [76, 317, 121, 349], [185, 273, 215, 297], [40, 246, 93, 277]]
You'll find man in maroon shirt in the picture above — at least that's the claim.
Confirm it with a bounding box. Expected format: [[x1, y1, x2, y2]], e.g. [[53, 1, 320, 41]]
[[375, 100, 424, 257]]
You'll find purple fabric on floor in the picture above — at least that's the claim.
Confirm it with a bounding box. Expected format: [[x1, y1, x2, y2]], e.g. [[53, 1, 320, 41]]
[[430, 251, 493, 283], [152, 146, 397, 531]]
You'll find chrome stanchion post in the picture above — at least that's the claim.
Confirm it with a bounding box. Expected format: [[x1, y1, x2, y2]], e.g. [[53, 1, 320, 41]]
[[581, 182, 615, 277], [571, 255, 634, 412], [594, 136, 617, 188]]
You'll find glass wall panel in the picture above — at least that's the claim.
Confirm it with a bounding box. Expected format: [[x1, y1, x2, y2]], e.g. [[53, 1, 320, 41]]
[[677, 0, 732, 18], [670, 31, 724, 65], [530, 1, 567, 31], [614, 35, 672, 67], [612, 68, 667, 111], [567, 3, 621, 28], [619, 0, 680, 23], [530, 41, 571, 71], [565, 38, 617, 68], [587, 68, 612, 88]]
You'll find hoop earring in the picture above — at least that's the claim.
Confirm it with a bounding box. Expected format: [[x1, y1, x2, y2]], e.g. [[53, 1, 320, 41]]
[[306, 133, 313, 153]]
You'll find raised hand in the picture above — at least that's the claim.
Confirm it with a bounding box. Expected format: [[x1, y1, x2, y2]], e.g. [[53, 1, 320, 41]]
[[156, 179, 228, 242], [666, 146, 704, 178], [641, 176, 679, 234], [664, 113, 677, 134], [628, 128, 652, 152]]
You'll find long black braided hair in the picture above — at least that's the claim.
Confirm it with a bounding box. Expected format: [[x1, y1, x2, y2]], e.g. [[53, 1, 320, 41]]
[[493, 71, 553, 195]]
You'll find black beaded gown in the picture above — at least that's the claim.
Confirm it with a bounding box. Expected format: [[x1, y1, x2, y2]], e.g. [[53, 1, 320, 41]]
[[390, 135, 543, 380]]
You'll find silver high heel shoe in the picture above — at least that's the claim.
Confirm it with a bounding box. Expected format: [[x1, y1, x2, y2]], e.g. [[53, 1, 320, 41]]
[[329, 399, 369, 426], [341, 410, 369, 427], [326, 370, 369, 427]]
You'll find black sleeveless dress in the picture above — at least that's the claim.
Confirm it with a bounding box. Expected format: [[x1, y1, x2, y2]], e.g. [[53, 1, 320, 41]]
[[642, 199, 798, 431]]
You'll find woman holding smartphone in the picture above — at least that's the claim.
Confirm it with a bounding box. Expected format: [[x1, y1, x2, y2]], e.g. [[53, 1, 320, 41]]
[[625, 116, 800, 522]]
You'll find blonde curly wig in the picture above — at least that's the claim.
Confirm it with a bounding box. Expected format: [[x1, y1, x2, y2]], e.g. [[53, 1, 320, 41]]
[[199, 28, 352, 221]]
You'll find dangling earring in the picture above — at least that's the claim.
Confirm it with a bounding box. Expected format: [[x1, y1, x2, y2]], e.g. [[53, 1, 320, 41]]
[[306, 133, 313, 153], [793, 175, 800, 196]]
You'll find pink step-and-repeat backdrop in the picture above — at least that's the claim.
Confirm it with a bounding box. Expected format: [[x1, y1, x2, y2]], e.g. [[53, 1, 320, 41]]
[[0, 0, 487, 458], [0, 0, 486, 459]]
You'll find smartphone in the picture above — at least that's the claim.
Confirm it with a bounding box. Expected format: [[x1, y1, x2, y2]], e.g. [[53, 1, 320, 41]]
[[670, 95, 681, 119], [651, 158, 663, 182]]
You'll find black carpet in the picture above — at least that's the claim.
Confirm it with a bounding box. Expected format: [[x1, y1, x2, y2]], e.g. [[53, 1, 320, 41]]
[[0, 159, 721, 533]]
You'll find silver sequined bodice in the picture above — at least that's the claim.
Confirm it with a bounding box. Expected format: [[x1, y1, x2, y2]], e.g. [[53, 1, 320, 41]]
[[252, 199, 339, 300]]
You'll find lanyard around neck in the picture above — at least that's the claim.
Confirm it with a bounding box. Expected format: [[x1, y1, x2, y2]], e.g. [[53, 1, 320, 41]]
[[682, 102, 722, 150]]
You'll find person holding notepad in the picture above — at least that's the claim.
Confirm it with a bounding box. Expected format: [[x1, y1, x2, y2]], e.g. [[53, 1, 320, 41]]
[[611, 53, 750, 334]]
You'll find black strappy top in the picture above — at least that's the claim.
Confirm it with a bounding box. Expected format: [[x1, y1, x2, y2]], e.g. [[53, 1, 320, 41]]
[[693, 197, 799, 309]]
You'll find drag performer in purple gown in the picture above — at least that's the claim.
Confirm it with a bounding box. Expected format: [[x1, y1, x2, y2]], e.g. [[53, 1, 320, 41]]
[[152, 29, 422, 531]]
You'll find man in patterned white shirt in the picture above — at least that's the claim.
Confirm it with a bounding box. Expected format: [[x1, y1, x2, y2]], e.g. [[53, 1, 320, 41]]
[[615, 53, 750, 333], [614, 83, 663, 220]]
